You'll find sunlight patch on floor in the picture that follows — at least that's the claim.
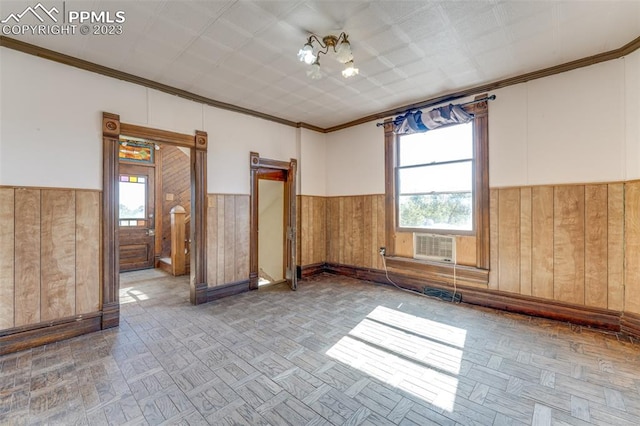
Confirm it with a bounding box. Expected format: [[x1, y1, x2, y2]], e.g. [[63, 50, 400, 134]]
[[119, 286, 150, 304], [326, 305, 467, 412]]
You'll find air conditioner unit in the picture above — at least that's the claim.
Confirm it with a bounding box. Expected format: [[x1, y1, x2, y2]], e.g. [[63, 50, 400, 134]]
[[414, 233, 456, 263]]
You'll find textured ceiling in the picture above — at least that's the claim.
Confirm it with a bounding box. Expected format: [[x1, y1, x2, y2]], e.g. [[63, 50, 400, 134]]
[[1, 0, 639, 128]]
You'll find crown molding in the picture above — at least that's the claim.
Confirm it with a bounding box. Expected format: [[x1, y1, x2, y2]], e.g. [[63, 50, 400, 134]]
[[2, 35, 639, 134], [324, 35, 640, 133], [0, 36, 299, 129]]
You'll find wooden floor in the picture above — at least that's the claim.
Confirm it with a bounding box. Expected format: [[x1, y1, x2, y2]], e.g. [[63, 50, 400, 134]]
[[1, 271, 640, 425]]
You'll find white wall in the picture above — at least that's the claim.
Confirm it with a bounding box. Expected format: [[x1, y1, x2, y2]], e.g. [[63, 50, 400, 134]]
[[299, 128, 326, 196], [490, 58, 628, 187], [325, 122, 385, 196], [0, 47, 298, 194], [205, 106, 297, 194]]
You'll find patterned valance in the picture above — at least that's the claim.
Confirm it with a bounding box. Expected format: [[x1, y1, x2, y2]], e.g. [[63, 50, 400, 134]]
[[393, 104, 473, 135]]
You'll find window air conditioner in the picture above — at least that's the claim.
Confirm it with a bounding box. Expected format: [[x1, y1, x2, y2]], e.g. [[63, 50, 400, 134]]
[[413, 233, 456, 263]]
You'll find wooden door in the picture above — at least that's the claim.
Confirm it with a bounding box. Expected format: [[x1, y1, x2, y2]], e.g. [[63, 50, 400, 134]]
[[119, 163, 155, 271]]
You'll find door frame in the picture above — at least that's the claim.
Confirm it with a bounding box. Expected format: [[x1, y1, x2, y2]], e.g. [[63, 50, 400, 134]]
[[249, 152, 297, 290], [102, 112, 208, 329]]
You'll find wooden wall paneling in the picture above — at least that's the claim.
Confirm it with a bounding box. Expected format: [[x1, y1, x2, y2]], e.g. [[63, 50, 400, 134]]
[[497, 188, 521, 293], [312, 197, 326, 265], [235, 195, 250, 281], [295, 195, 302, 266], [75, 191, 101, 315], [625, 182, 640, 314], [41, 190, 76, 321], [352, 197, 364, 268], [326, 198, 337, 264], [531, 186, 554, 299], [206, 195, 217, 286], [362, 196, 373, 269], [488, 188, 499, 289], [14, 189, 41, 326], [553, 186, 585, 305], [301, 196, 311, 265], [0, 188, 15, 329], [584, 185, 608, 309], [394, 232, 413, 258], [455, 236, 476, 267], [607, 183, 624, 311], [216, 195, 226, 286], [376, 195, 385, 270], [224, 195, 236, 283], [520, 188, 532, 296], [336, 198, 344, 264], [343, 197, 353, 266]]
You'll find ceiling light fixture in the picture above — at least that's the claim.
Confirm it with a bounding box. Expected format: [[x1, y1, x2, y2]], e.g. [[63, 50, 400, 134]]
[[297, 32, 358, 79]]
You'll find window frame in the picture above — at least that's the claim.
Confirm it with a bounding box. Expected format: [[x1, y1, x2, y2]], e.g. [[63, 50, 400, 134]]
[[384, 95, 490, 270], [395, 121, 475, 234]]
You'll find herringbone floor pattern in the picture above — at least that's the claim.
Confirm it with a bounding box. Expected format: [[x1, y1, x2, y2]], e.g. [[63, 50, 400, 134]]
[[1, 270, 639, 425]]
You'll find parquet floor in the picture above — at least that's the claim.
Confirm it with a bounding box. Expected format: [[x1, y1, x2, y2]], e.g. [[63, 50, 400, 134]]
[[1, 270, 640, 425]]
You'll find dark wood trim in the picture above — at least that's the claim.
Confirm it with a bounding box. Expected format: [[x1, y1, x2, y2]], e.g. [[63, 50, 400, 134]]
[[470, 95, 490, 270], [121, 123, 194, 147], [191, 131, 208, 304], [101, 302, 119, 329], [383, 101, 490, 268], [324, 262, 622, 332], [249, 152, 298, 291], [102, 112, 120, 329], [621, 312, 640, 340], [0, 313, 102, 355], [4, 35, 638, 133], [325, 36, 640, 132], [205, 280, 251, 301], [384, 256, 489, 287], [193, 282, 209, 305], [383, 121, 396, 255], [298, 263, 326, 278], [103, 113, 208, 312]]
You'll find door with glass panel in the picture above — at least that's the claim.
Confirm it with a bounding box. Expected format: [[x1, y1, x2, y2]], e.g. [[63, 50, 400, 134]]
[[119, 163, 155, 271]]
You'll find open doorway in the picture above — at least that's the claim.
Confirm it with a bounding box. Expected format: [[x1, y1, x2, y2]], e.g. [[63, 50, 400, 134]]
[[258, 174, 286, 286], [249, 152, 297, 291], [117, 140, 191, 277]]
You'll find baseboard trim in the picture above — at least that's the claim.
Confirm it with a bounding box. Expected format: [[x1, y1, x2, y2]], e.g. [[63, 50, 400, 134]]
[[205, 279, 251, 301], [298, 263, 326, 278], [101, 302, 119, 329], [0, 312, 102, 355], [323, 262, 623, 333], [621, 311, 640, 339]]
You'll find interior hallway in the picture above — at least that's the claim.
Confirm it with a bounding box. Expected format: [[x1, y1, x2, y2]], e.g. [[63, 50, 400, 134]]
[[1, 272, 639, 425]]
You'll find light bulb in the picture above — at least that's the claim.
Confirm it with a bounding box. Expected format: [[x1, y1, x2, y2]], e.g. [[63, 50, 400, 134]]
[[336, 41, 353, 64], [342, 60, 359, 78], [307, 60, 322, 79], [297, 43, 316, 64]]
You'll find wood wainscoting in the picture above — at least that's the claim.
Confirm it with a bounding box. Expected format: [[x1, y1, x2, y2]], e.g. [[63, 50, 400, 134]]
[[489, 184, 625, 310], [206, 194, 250, 290], [0, 186, 102, 354]]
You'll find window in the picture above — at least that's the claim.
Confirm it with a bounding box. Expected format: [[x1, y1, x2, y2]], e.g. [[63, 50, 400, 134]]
[[397, 122, 473, 231], [384, 95, 490, 269], [119, 174, 147, 227]]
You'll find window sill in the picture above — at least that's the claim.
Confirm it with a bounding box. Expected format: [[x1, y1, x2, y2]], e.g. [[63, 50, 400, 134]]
[[384, 255, 489, 288]]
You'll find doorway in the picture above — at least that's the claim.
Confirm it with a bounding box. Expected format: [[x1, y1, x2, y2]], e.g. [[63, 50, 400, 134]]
[[118, 162, 155, 271], [258, 175, 286, 285], [249, 152, 297, 291]]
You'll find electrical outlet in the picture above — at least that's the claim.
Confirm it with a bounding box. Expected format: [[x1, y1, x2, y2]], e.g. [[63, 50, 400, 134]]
[[379, 247, 386, 256]]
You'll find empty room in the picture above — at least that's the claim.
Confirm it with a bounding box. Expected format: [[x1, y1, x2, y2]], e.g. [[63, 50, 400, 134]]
[[1, 1, 640, 425]]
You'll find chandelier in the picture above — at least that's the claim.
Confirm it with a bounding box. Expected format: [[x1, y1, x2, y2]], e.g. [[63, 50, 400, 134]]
[[297, 32, 359, 79]]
